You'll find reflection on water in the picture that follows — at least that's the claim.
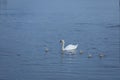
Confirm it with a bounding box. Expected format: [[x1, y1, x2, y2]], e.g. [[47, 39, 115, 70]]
[[61, 49, 77, 55], [0, 0, 120, 80]]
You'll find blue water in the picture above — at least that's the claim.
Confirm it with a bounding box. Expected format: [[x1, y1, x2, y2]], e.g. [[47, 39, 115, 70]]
[[0, 0, 120, 80]]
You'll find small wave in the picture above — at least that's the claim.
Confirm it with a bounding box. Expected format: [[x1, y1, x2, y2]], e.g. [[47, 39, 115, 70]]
[[21, 63, 42, 66], [107, 25, 120, 28], [103, 65, 120, 69]]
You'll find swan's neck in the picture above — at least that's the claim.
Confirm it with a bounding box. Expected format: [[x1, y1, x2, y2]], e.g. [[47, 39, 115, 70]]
[[62, 42, 65, 51]]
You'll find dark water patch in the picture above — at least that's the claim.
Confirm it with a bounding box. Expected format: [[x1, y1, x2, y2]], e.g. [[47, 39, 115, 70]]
[[106, 24, 120, 28], [74, 22, 100, 26], [0, 12, 33, 16], [74, 22, 111, 27], [0, 50, 14, 55], [73, 29, 82, 32], [111, 43, 120, 45], [104, 37, 109, 40], [91, 47, 97, 50], [0, 54, 10, 57], [74, 22, 92, 25], [21, 63, 42, 66], [0, 7, 33, 15], [16, 54, 21, 56], [0, 51, 20, 57], [103, 65, 120, 69]]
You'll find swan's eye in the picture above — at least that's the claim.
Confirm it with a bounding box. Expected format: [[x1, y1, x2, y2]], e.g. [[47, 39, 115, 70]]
[[60, 40, 62, 43]]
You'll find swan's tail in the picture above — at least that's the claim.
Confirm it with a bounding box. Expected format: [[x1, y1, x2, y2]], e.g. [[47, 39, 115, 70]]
[[75, 44, 78, 49]]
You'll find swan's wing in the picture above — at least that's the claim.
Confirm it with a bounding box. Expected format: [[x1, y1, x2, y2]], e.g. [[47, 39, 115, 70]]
[[65, 44, 78, 50]]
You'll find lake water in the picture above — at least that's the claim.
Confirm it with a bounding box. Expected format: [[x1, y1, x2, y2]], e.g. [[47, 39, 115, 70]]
[[0, 0, 120, 80]]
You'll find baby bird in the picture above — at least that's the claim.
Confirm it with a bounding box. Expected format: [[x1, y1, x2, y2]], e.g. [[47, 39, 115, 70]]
[[88, 54, 92, 58], [80, 50, 83, 54], [45, 47, 49, 53], [99, 53, 105, 58]]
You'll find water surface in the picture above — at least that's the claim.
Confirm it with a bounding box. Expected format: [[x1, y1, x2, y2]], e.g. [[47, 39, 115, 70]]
[[0, 0, 120, 80]]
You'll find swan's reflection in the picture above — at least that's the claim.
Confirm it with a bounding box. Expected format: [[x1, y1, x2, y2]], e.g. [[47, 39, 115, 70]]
[[60, 50, 77, 64], [61, 49, 77, 55]]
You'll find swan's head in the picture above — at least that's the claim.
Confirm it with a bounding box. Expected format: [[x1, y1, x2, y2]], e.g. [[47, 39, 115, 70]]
[[60, 40, 65, 44]]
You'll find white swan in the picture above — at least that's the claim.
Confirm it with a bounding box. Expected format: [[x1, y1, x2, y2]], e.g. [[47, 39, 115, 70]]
[[60, 40, 78, 51]]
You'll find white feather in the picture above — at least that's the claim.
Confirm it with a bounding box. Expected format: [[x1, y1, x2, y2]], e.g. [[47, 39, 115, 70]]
[[64, 44, 78, 51]]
